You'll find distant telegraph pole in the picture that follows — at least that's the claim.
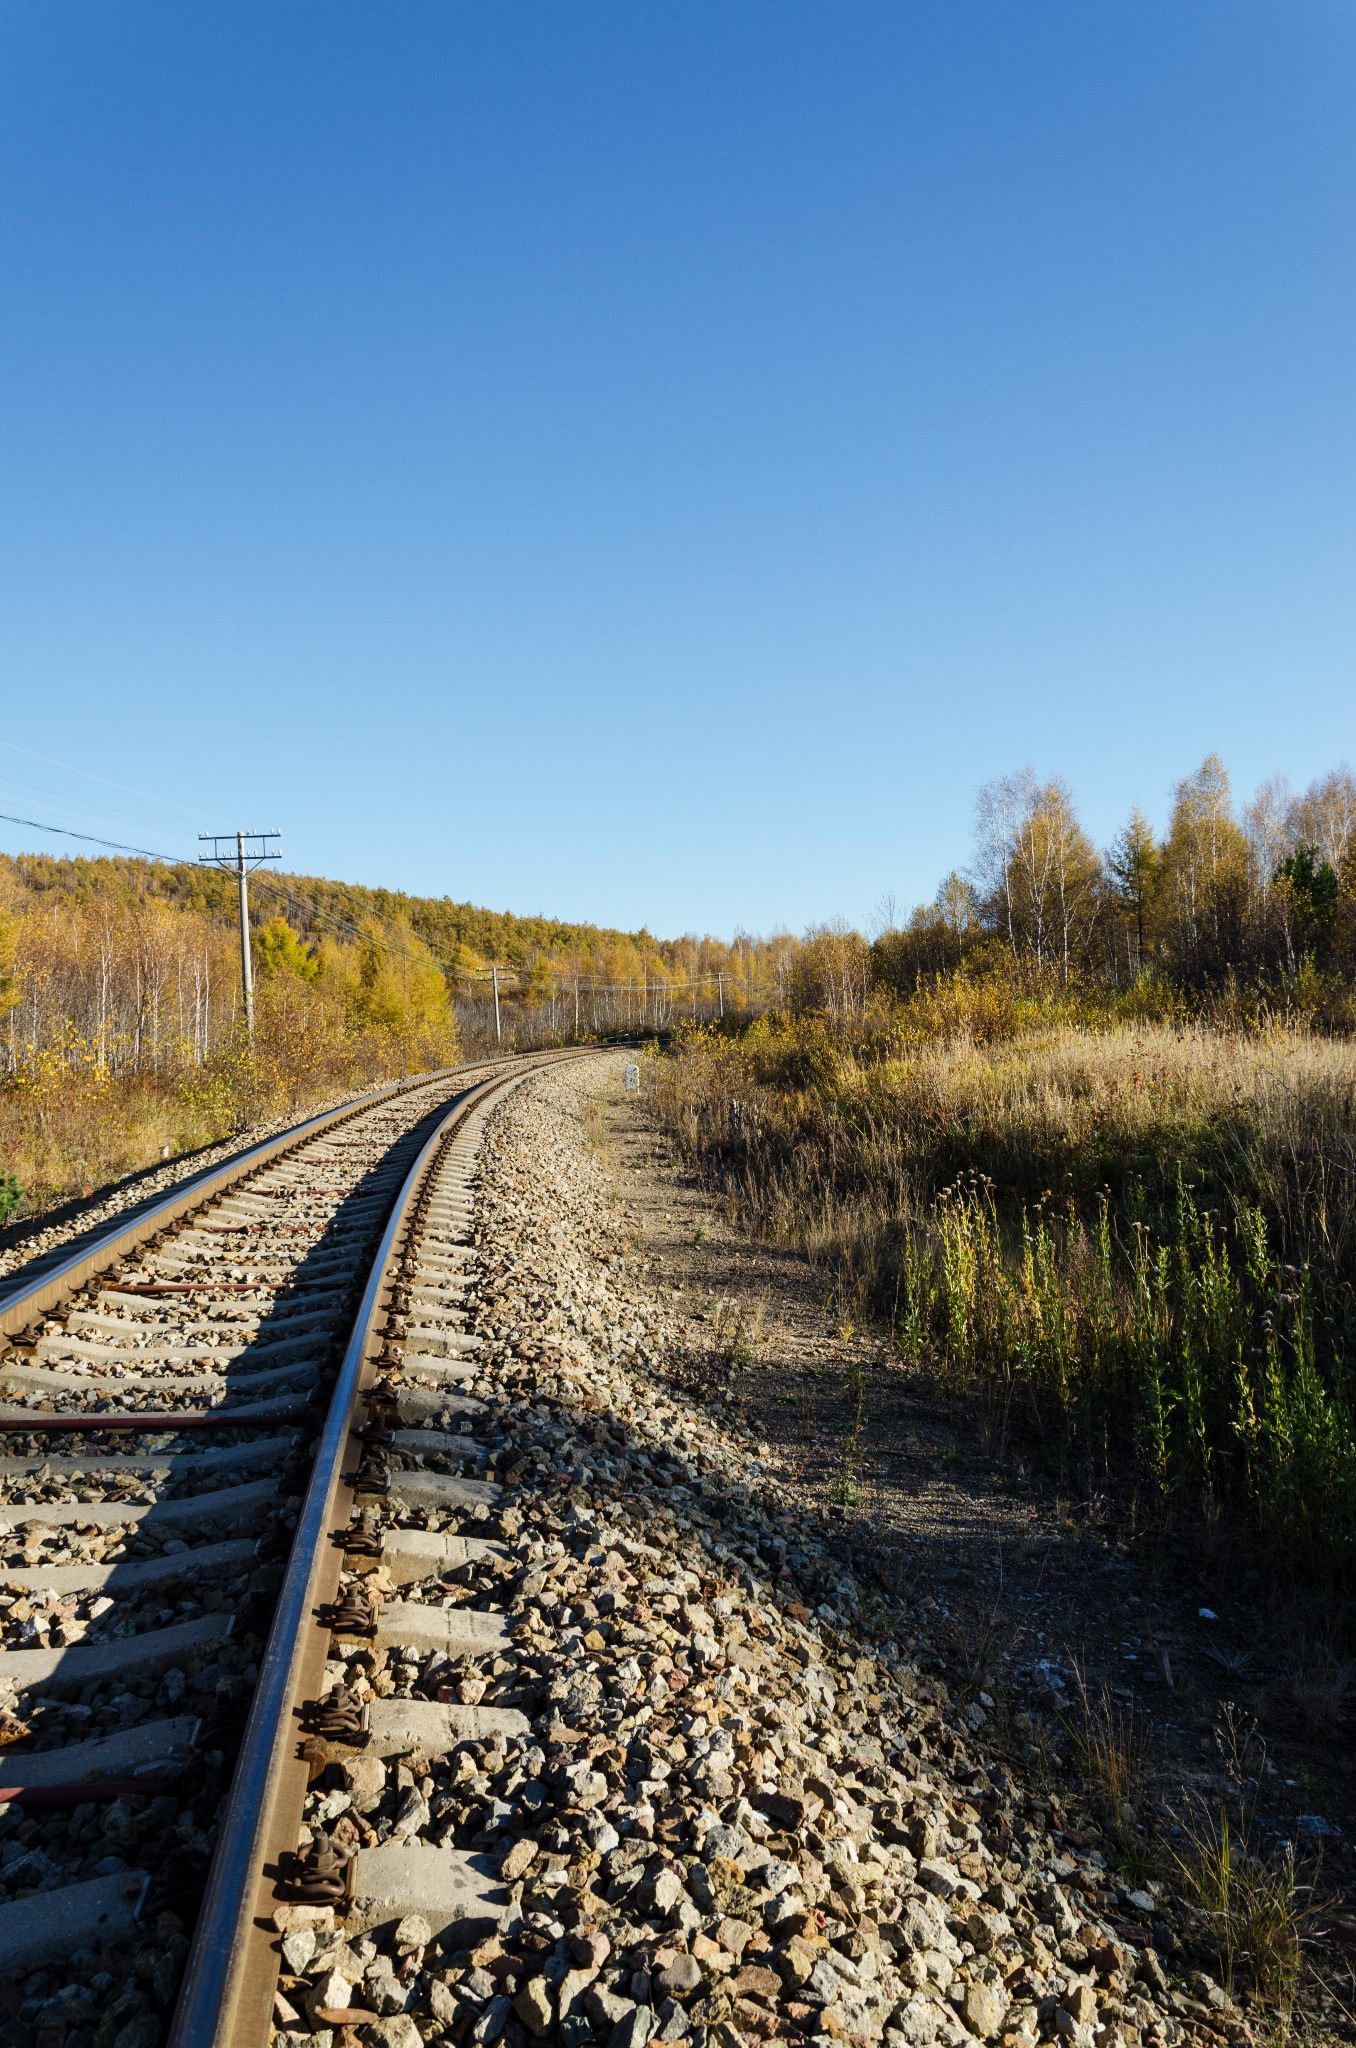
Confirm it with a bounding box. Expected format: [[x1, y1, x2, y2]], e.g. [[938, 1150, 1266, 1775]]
[[198, 830, 281, 1038], [491, 964, 501, 1045]]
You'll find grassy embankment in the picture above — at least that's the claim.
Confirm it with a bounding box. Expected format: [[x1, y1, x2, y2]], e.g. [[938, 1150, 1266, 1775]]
[[649, 984, 1356, 1584], [0, 961, 461, 1220]]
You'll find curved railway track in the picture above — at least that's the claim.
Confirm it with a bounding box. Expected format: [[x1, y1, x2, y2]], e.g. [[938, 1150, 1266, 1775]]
[[0, 1048, 606, 2048]]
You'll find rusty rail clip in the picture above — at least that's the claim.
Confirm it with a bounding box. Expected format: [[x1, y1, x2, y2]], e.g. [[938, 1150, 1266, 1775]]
[[328, 1587, 380, 1637], [347, 1449, 390, 1495], [305, 1688, 371, 1744], [286, 1832, 354, 1903]]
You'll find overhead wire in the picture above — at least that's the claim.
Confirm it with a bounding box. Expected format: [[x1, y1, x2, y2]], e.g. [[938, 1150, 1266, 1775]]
[[0, 811, 184, 864], [0, 775, 190, 842], [0, 738, 201, 818]]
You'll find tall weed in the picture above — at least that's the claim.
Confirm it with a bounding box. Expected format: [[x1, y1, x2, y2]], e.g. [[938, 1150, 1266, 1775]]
[[650, 1016, 1356, 1580], [1169, 1711, 1321, 2033]]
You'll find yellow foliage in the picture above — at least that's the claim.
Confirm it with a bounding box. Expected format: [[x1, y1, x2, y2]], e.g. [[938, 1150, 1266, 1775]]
[[255, 918, 319, 983], [0, 866, 462, 1208]]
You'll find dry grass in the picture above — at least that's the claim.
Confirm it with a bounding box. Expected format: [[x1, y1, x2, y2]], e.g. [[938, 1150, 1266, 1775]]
[[0, 1062, 226, 1205], [0, 996, 461, 1213], [1173, 1810, 1309, 2032], [649, 1015, 1356, 1579], [664, 1296, 764, 1401], [1068, 1661, 1152, 1844], [653, 1015, 1356, 1270], [1167, 1712, 1323, 2039]]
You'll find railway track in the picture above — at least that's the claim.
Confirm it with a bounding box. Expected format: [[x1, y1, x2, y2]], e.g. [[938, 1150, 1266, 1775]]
[[0, 1048, 604, 2048], [2, 1052, 1208, 2048]]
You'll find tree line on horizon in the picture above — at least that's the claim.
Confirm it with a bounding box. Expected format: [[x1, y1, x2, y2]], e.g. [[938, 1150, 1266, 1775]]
[[792, 753, 1356, 1025], [0, 749, 1352, 1207], [3, 747, 1354, 1099], [0, 852, 790, 1205]]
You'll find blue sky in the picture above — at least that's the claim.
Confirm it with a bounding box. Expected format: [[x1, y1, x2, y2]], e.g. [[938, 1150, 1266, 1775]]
[[0, 1, 1352, 938]]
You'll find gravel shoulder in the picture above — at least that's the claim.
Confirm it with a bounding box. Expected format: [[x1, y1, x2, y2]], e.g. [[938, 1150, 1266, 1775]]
[[593, 1069, 1356, 2044]]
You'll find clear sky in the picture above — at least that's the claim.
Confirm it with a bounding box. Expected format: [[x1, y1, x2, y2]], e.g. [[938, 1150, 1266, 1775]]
[[1, 2, 1352, 939]]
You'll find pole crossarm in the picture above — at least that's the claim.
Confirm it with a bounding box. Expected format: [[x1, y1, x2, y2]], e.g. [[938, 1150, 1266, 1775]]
[[198, 830, 282, 1038], [198, 830, 282, 872]]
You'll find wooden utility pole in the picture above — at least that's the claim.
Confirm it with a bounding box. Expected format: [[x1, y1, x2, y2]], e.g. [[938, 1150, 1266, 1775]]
[[236, 832, 253, 1033], [491, 965, 501, 1044], [198, 830, 280, 1039]]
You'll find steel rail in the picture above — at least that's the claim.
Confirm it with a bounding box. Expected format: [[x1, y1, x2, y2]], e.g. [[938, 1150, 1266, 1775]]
[[167, 1046, 601, 2048], [0, 1049, 549, 1339]]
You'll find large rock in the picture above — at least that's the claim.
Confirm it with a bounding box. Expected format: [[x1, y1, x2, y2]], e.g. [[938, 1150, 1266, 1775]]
[[888, 1995, 942, 2046], [341, 1755, 388, 1813], [366, 2019, 423, 2048], [959, 1965, 1009, 2041], [549, 1668, 603, 1721], [918, 1857, 981, 1904], [513, 1978, 554, 2038]]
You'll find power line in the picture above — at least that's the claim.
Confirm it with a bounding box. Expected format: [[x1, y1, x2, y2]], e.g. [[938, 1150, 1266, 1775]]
[[0, 811, 184, 864], [0, 815, 447, 972], [0, 813, 477, 989], [0, 815, 450, 979], [247, 871, 449, 971], [0, 739, 200, 818], [0, 772, 191, 843]]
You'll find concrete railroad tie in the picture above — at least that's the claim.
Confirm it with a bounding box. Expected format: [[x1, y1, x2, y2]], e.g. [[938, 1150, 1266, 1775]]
[[366, 1600, 511, 1659], [0, 1611, 232, 1691], [0, 1715, 200, 1787], [0, 1534, 256, 1597]]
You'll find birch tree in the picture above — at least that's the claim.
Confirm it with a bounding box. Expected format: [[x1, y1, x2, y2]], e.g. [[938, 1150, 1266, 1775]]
[[973, 769, 1102, 978]]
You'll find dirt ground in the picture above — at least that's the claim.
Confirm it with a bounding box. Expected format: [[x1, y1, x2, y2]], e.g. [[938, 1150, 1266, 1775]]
[[591, 1076, 1356, 2041]]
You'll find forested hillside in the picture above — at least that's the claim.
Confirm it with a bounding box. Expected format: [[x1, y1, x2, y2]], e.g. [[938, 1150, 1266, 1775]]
[[0, 850, 784, 1208]]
